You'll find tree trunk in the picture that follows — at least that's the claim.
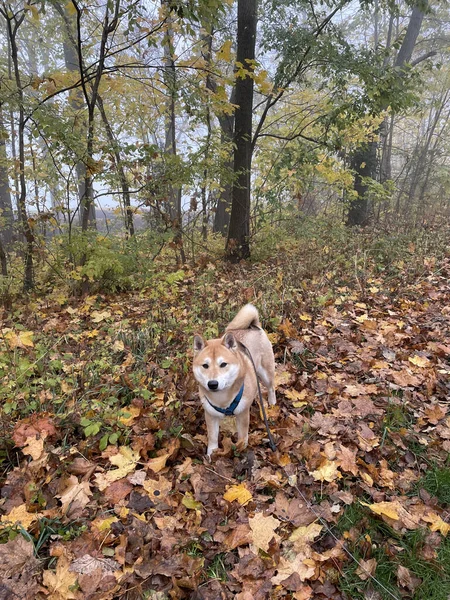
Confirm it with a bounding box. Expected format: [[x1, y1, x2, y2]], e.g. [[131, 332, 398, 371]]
[[347, 2, 427, 226], [52, 0, 95, 228], [162, 2, 185, 262], [225, 0, 257, 261], [97, 95, 135, 238], [0, 105, 14, 247], [346, 141, 377, 226], [2, 6, 34, 290]]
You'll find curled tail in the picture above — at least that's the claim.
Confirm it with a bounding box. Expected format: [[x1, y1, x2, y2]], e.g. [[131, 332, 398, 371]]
[[226, 304, 261, 330]]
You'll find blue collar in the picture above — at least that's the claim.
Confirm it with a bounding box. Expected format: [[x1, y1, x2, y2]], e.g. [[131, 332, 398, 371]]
[[205, 383, 244, 416]]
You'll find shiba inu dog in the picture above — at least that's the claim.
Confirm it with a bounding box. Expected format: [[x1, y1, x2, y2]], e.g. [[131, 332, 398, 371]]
[[193, 304, 276, 457]]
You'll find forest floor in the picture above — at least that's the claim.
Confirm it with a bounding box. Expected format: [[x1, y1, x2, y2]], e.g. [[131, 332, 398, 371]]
[[1, 233, 450, 600]]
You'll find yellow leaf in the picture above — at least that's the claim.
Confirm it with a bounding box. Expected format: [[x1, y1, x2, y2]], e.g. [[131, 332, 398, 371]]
[[182, 492, 203, 511], [361, 501, 400, 521], [94, 516, 119, 531], [271, 554, 316, 585], [1, 504, 40, 529], [408, 355, 430, 368], [217, 40, 232, 62], [289, 522, 323, 546], [42, 554, 78, 600], [113, 339, 125, 352], [422, 512, 450, 536], [300, 314, 312, 321], [94, 446, 140, 490], [284, 389, 307, 402], [146, 451, 170, 473], [223, 483, 252, 505], [3, 329, 34, 349], [310, 460, 342, 483], [91, 310, 111, 323], [22, 436, 45, 461], [119, 406, 141, 426]]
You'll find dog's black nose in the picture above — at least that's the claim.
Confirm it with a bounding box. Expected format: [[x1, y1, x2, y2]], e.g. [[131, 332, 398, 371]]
[[208, 380, 219, 390]]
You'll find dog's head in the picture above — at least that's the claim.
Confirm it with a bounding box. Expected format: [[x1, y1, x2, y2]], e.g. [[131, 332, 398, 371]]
[[192, 332, 241, 392]]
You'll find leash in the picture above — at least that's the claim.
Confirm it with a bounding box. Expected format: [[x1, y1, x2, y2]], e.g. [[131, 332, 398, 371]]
[[238, 341, 277, 452]]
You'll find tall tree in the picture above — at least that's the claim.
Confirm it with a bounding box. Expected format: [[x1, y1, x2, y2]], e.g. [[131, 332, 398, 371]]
[[347, 0, 429, 226], [162, 0, 185, 262], [225, 0, 257, 261], [0, 105, 14, 248], [1, 2, 35, 290]]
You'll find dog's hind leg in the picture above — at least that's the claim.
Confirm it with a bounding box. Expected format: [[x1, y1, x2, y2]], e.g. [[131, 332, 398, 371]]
[[257, 362, 276, 406]]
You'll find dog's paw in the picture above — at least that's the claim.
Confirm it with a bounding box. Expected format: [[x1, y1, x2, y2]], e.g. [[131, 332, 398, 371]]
[[268, 391, 277, 406]]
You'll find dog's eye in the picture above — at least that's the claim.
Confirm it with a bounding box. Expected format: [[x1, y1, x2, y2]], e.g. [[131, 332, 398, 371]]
[[220, 362, 227, 368], [202, 363, 209, 369]]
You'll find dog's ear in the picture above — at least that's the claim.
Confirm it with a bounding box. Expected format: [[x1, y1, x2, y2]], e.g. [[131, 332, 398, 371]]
[[193, 334, 205, 354], [222, 332, 237, 351]]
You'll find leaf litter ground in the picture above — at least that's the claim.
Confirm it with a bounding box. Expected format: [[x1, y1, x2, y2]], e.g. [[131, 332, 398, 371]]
[[0, 250, 450, 600]]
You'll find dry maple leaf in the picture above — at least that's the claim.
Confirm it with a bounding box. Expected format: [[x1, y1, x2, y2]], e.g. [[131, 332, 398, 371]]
[[21, 436, 46, 460], [57, 475, 92, 515], [249, 512, 281, 552], [42, 554, 79, 600], [69, 554, 120, 575], [355, 558, 377, 581], [289, 522, 323, 548], [397, 564, 422, 592], [94, 446, 140, 490], [146, 450, 171, 473], [336, 444, 359, 476], [224, 483, 253, 505], [2, 329, 34, 349], [271, 554, 316, 585], [1, 504, 41, 529], [309, 459, 342, 483], [0, 536, 40, 600], [143, 475, 172, 501], [422, 512, 450, 536], [424, 403, 447, 425]]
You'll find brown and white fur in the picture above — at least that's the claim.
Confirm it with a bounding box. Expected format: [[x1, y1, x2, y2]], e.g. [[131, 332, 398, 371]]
[[193, 304, 276, 457]]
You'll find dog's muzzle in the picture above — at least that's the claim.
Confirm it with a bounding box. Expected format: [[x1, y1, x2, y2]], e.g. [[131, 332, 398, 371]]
[[208, 380, 219, 391]]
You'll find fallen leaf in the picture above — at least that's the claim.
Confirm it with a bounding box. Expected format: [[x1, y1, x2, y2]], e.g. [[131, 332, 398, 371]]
[[356, 558, 377, 581], [249, 512, 281, 552], [310, 459, 342, 483], [224, 483, 252, 505], [271, 554, 316, 585], [42, 553, 79, 599], [1, 504, 41, 529]]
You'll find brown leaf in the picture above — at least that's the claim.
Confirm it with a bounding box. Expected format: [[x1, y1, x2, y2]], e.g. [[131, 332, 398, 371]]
[[0, 535, 40, 600], [356, 558, 377, 581], [397, 565, 421, 592], [249, 512, 281, 553]]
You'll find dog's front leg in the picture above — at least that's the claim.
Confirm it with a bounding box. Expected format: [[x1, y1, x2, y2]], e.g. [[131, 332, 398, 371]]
[[204, 410, 221, 457], [235, 409, 250, 449]]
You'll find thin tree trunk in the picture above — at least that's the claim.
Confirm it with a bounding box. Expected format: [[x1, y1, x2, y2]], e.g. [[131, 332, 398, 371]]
[[0, 105, 14, 247], [226, 0, 257, 261], [96, 94, 135, 237], [2, 6, 34, 290], [162, 2, 185, 262]]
